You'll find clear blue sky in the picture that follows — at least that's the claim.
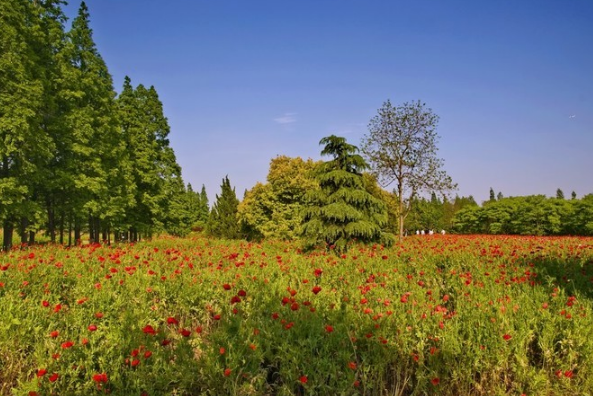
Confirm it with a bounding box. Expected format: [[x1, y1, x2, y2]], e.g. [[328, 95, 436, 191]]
[[63, 0, 593, 204]]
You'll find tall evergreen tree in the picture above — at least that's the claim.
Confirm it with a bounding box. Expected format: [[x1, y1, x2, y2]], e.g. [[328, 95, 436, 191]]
[[198, 184, 210, 224], [301, 135, 391, 252], [489, 188, 496, 202], [0, 0, 50, 250], [556, 188, 565, 199], [117, 77, 181, 240], [207, 176, 240, 239], [61, 1, 125, 243]]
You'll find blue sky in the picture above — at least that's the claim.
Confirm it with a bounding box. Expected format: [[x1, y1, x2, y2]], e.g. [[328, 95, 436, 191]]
[[63, 0, 593, 204]]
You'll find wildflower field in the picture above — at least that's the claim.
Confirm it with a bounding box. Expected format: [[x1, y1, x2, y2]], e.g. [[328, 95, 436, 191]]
[[1, 235, 593, 396]]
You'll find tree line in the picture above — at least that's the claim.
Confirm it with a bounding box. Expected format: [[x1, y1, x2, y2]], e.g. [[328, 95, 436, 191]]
[[453, 191, 593, 236], [0, 1, 208, 250], [3, 1, 590, 252]]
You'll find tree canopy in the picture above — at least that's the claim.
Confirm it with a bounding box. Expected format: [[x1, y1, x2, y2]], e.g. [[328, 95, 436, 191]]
[[301, 135, 392, 252], [361, 99, 456, 239]]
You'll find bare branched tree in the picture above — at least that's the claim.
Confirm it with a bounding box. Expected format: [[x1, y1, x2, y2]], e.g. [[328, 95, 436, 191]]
[[361, 100, 456, 239]]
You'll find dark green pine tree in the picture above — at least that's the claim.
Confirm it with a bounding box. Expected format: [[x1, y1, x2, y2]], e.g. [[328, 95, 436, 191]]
[[489, 187, 496, 202], [556, 188, 565, 200], [207, 176, 240, 239], [301, 135, 391, 252], [198, 184, 210, 224]]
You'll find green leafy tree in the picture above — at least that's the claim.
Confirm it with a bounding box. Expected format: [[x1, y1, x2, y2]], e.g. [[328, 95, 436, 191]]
[[238, 156, 320, 240], [0, 0, 51, 250], [361, 100, 456, 240], [117, 77, 182, 240], [19, 0, 69, 245], [207, 176, 241, 239], [301, 135, 392, 252], [571, 191, 577, 200], [60, 1, 127, 243]]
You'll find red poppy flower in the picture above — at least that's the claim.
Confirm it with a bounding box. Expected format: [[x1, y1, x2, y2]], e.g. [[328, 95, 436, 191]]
[[290, 302, 299, 311], [61, 341, 74, 349], [95, 312, 104, 319], [325, 325, 334, 333], [348, 362, 357, 370], [312, 286, 322, 295], [42, 300, 50, 307], [131, 359, 140, 367], [92, 372, 108, 383], [431, 377, 440, 385], [503, 334, 512, 341], [37, 368, 47, 377], [180, 328, 191, 337], [50, 330, 59, 338], [142, 325, 157, 335], [166, 317, 178, 325], [144, 351, 152, 359], [88, 324, 97, 332], [224, 368, 232, 377], [49, 373, 59, 382], [223, 283, 231, 290], [300, 375, 308, 384], [238, 289, 247, 297]]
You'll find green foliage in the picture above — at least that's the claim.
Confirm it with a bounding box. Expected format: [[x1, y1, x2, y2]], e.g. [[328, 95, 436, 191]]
[[453, 195, 593, 236], [301, 135, 392, 252], [0, 2, 192, 246], [238, 156, 320, 241], [362, 100, 456, 239], [208, 176, 241, 239], [0, 0, 47, 248]]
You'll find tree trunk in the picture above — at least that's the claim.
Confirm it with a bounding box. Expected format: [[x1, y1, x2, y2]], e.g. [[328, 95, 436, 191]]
[[59, 213, 65, 245], [398, 183, 405, 241], [20, 217, 29, 245], [68, 217, 72, 247], [47, 204, 56, 243], [2, 222, 14, 252], [74, 218, 81, 245]]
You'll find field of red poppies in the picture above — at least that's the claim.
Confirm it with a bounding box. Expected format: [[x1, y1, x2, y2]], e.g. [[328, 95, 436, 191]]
[[1, 235, 593, 396]]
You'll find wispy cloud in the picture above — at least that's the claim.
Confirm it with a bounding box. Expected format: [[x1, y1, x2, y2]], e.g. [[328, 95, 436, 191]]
[[274, 112, 297, 124]]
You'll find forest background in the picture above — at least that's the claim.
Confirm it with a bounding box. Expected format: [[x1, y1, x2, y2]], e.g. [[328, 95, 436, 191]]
[[2, 1, 593, 252]]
